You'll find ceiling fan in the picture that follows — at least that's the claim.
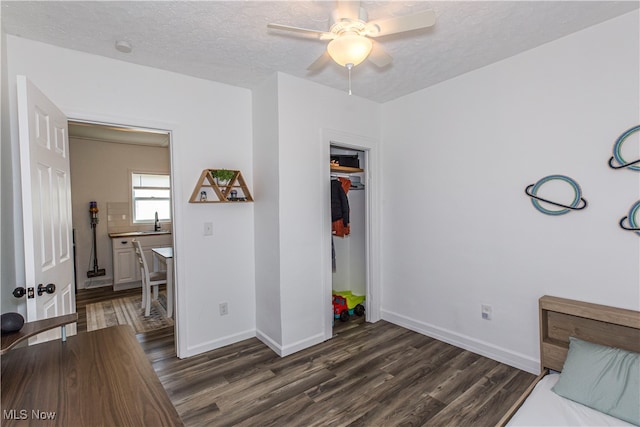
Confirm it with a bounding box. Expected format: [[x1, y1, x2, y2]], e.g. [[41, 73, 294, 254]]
[[267, 0, 436, 72]]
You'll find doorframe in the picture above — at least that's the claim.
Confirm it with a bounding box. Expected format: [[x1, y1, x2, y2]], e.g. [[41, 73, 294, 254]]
[[321, 129, 381, 341], [63, 110, 184, 357]]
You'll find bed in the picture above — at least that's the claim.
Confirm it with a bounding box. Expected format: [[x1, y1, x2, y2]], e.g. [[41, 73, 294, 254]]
[[499, 295, 640, 427]]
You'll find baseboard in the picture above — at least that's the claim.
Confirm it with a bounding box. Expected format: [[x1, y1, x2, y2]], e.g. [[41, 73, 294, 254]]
[[280, 332, 326, 357], [182, 328, 327, 359], [256, 329, 283, 356], [381, 309, 539, 374], [113, 281, 142, 291], [83, 277, 114, 289], [256, 329, 327, 357], [183, 328, 255, 358]]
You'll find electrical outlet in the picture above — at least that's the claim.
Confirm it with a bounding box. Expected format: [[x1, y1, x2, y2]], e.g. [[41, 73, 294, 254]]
[[481, 304, 492, 320], [219, 302, 228, 316], [204, 222, 213, 236]]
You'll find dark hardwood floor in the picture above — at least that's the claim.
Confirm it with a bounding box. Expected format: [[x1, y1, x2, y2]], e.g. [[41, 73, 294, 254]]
[[76, 288, 535, 426]]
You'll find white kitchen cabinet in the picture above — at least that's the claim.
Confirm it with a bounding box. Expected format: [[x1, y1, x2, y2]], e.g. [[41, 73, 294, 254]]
[[113, 245, 139, 285], [110, 233, 172, 291]]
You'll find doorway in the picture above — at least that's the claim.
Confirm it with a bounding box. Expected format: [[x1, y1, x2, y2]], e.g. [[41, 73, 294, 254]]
[[68, 121, 171, 288], [68, 120, 175, 339], [330, 145, 367, 329], [322, 129, 381, 340]]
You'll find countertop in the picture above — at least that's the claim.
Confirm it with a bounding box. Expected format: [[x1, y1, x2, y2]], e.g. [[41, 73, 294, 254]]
[[109, 230, 172, 238]]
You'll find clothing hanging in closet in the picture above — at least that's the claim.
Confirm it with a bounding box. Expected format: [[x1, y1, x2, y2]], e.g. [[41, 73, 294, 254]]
[[331, 177, 351, 237]]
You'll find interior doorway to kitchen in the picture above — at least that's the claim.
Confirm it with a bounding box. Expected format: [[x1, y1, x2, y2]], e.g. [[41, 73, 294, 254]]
[[68, 120, 175, 341]]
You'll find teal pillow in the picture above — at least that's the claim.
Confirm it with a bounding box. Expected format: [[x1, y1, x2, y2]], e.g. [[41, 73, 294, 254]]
[[552, 337, 640, 425]]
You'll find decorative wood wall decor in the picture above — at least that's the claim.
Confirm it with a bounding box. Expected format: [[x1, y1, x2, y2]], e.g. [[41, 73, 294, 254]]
[[619, 200, 640, 235], [189, 169, 253, 203], [525, 175, 587, 215], [608, 125, 640, 170]]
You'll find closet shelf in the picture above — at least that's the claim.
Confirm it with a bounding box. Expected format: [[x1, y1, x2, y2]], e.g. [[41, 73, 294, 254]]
[[330, 165, 363, 173], [189, 169, 253, 203]]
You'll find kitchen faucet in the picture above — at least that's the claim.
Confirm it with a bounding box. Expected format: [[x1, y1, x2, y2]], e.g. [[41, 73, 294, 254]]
[[154, 211, 161, 231]]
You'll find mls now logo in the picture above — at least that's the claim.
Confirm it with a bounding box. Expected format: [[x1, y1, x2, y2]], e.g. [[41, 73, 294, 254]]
[[4, 409, 56, 420]]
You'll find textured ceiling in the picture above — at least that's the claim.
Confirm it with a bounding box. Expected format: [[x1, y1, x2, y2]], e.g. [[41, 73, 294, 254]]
[[2, 1, 638, 103]]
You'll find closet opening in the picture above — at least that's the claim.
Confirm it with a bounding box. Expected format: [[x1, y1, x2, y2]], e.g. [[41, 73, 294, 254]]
[[330, 145, 367, 331]]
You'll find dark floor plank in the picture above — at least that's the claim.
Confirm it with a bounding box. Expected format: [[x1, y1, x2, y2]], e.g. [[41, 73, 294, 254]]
[[235, 393, 315, 427], [426, 363, 522, 426], [428, 355, 500, 404], [213, 368, 337, 426], [350, 394, 446, 427]]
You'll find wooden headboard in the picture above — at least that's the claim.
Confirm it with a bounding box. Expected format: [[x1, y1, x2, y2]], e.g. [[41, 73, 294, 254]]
[[497, 296, 640, 427], [539, 295, 640, 372]]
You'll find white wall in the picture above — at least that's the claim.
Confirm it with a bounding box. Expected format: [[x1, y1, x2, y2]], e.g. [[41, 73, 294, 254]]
[[380, 11, 640, 373], [254, 73, 381, 355], [3, 36, 255, 357], [253, 74, 283, 346]]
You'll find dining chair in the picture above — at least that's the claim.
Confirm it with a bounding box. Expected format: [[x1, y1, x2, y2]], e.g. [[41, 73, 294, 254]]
[[132, 239, 167, 317]]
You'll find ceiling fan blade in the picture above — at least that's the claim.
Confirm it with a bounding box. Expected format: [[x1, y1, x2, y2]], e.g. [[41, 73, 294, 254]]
[[367, 43, 392, 68], [307, 52, 331, 73], [365, 9, 436, 37], [336, 0, 361, 21], [267, 23, 334, 40]]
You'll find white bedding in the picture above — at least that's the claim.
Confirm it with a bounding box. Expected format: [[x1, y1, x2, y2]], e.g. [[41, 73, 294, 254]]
[[507, 373, 634, 427]]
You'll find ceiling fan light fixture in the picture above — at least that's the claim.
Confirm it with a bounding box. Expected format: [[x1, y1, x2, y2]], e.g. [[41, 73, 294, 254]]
[[327, 34, 373, 67]]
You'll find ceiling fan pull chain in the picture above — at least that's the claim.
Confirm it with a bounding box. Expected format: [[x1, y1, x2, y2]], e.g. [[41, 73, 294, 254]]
[[347, 63, 353, 95]]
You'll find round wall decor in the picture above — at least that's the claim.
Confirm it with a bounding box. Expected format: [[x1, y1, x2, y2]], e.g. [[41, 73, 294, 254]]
[[609, 125, 640, 170], [525, 175, 587, 215]]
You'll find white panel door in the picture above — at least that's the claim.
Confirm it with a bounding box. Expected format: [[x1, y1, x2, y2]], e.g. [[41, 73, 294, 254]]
[[17, 75, 76, 343]]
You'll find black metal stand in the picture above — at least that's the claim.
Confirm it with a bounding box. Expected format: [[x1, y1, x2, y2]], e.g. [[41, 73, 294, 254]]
[[87, 223, 106, 278]]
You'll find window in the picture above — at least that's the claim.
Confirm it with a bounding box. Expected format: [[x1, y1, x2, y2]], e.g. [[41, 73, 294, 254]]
[[132, 173, 171, 223]]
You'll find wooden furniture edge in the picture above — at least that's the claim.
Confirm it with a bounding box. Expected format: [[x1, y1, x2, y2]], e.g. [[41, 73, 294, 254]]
[[539, 295, 640, 328], [2, 323, 184, 426], [539, 294, 640, 372], [1, 313, 77, 355], [495, 369, 548, 427]]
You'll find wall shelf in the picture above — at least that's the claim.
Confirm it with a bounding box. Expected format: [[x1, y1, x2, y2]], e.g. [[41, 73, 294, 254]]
[[330, 165, 363, 173], [189, 169, 253, 203]]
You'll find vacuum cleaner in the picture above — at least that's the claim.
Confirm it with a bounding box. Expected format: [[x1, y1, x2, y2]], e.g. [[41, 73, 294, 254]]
[[87, 201, 106, 278]]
